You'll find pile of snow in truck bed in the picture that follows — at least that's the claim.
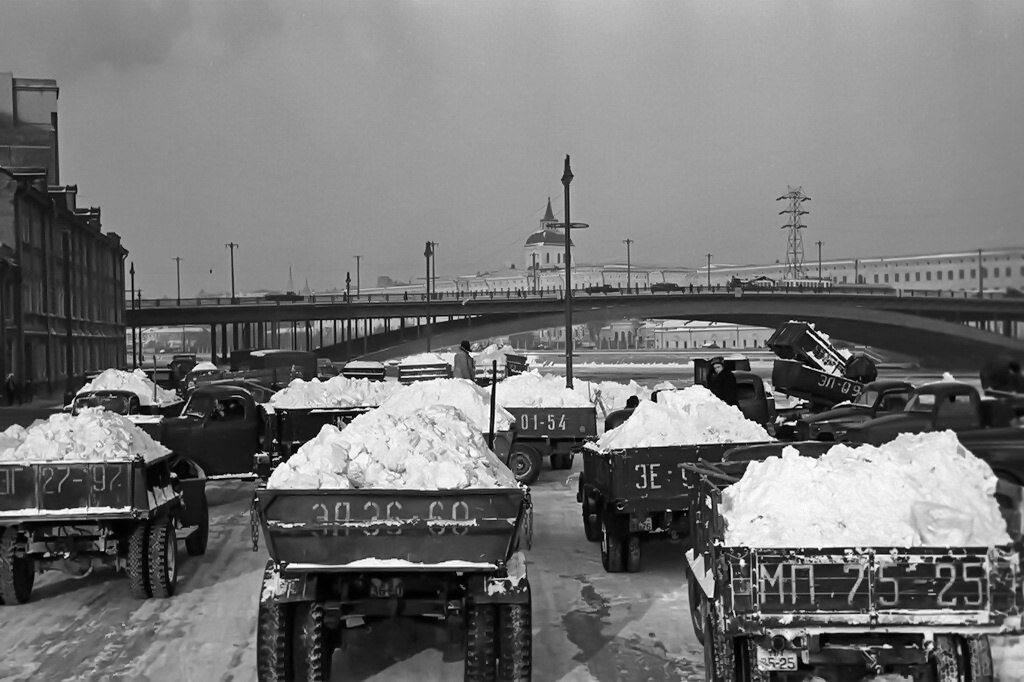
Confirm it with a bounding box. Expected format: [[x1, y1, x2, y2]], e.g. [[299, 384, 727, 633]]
[[78, 368, 181, 407], [722, 431, 1011, 547], [495, 370, 596, 408], [266, 404, 518, 490], [0, 408, 170, 463], [591, 385, 771, 450], [269, 375, 402, 409], [377, 378, 514, 433]]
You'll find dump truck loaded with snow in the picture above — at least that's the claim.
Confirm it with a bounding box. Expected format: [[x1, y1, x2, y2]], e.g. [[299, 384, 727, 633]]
[[687, 434, 1024, 681], [577, 385, 772, 573], [252, 404, 533, 681], [0, 409, 208, 604]]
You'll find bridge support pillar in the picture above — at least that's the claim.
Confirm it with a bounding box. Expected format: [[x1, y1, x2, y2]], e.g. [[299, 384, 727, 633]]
[[1005, 318, 1016, 338], [211, 324, 218, 364], [221, 323, 229, 358]]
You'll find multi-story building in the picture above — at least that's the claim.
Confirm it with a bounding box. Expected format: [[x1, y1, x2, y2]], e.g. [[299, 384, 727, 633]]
[[1, 73, 128, 394]]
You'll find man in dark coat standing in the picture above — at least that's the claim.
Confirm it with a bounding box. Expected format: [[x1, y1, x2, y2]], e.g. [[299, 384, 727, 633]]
[[707, 357, 739, 407], [453, 340, 476, 380]]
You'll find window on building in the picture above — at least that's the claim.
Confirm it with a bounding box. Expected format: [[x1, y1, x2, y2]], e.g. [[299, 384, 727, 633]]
[[982, 267, 987, 277], [959, 269, 965, 279], [841, 276, 847, 283], [937, 271, 942, 280], [926, 272, 932, 281], [884, 274, 889, 283], [971, 269, 976, 278], [545, 253, 550, 264], [948, 270, 953, 280], [873, 274, 879, 283], [916, 272, 921, 282]]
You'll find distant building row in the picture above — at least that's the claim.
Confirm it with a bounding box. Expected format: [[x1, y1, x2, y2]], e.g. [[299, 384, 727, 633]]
[[1, 72, 127, 392]]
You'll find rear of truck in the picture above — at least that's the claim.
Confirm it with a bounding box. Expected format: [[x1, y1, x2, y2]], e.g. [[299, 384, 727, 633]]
[[688, 473, 1024, 680], [579, 442, 759, 573], [0, 453, 208, 603], [252, 485, 533, 681], [505, 406, 598, 484]]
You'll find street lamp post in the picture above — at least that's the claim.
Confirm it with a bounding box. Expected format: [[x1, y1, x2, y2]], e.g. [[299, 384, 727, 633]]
[[558, 156, 589, 389], [623, 238, 633, 292], [225, 242, 238, 300], [816, 241, 823, 281], [531, 253, 538, 294], [173, 256, 182, 305], [429, 242, 438, 298], [706, 253, 712, 288], [354, 255, 362, 296], [978, 248, 984, 297], [129, 261, 137, 368], [424, 241, 433, 351]]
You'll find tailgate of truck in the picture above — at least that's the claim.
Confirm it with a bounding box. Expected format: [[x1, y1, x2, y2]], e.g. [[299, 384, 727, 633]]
[[256, 487, 527, 569], [719, 545, 1021, 631], [0, 456, 162, 522], [508, 406, 597, 439]]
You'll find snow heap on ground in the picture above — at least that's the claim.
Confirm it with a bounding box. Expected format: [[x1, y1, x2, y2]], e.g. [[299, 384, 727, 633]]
[[269, 376, 402, 409], [191, 361, 218, 372], [495, 371, 595, 407], [266, 404, 518, 490], [474, 343, 517, 374], [344, 360, 384, 369], [378, 378, 514, 433], [574, 377, 648, 410], [722, 431, 1010, 547], [0, 408, 170, 463], [78, 368, 181, 407], [591, 385, 771, 450]]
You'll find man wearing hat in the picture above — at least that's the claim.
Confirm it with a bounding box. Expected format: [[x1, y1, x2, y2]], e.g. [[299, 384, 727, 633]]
[[707, 356, 738, 406], [454, 340, 476, 380]]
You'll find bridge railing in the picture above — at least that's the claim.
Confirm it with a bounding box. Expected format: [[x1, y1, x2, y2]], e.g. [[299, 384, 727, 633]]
[[126, 286, 1011, 308]]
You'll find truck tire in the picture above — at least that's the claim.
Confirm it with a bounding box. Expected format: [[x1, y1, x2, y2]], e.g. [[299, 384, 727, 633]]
[[464, 600, 497, 682], [600, 519, 626, 573], [292, 601, 331, 682], [582, 497, 601, 543], [703, 612, 735, 682], [126, 521, 152, 599], [686, 568, 706, 646], [185, 493, 209, 556], [507, 445, 541, 486], [497, 582, 531, 681], [932, 635, 965, 682], [0, 529, 33, 605], [963, 636, 993, 682], [148, 517, 178, 598], [626, 535, 641, 573], [256, 562, 291, 681]]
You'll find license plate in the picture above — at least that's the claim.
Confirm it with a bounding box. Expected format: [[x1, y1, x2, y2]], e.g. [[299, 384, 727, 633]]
[[370, 578, 403, 598], [756, 647, 798, 671]]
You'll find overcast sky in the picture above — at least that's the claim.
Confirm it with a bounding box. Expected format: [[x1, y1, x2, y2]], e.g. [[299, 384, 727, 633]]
[[2, 1, 1022, 298]]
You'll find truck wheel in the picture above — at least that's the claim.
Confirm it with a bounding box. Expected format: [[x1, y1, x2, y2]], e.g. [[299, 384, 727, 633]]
[[292, 601, 331, 682], [148, 517, 178, 598], [126, 521, 152, 599], [582, 498, 602, 543], [600, 519, 626, 573], [497, 581, 532, 681], [932, 635, 966, 682], [185, 493, 209, 556], [686, 568, 707, 646], [257, 562, 291, 681], [626, 535, 642, 573], [464, 601, 497, 682], [0, 529, 34, 605], [963, 636, 993, 682], [703, 612, 735, 682], [507, 445, 541, 486]]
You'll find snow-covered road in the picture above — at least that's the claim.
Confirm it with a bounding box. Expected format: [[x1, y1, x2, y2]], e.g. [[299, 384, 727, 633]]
[[0, 465, 1021, 681]]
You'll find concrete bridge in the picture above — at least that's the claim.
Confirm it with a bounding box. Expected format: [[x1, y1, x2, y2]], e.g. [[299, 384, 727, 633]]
[[127, 289, 1024, 368]]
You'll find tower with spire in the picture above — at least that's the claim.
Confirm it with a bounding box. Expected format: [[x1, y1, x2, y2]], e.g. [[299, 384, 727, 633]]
[[523, 197, 572, 271]]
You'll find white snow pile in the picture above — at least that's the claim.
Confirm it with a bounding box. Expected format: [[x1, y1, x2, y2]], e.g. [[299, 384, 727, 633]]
[[378, 378, 514, 433], [78, 368, 181, 407], [574, 377, 648, 410], [495, 371, 595, 408], [399, 352, 450, 366], [266, 404, 518, 490], [474, 343, 519, 374], [269, 376, 402, 409], [591, 385, 771, 450], [191, 361, 218, 372], [722, 431, 1011, 548], [0, 408, 170, 463], [344, 360, 384, 370]]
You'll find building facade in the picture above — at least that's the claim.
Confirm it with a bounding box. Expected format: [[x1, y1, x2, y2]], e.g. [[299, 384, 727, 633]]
[[1, 73, 128, 394]]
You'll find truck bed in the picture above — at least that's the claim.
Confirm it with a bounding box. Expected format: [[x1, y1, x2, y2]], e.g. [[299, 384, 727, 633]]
[[255, 486, 529, 570], [507, 406, 597, 440], [0, 454, 174, 522], [272, 405, 374, 454], [772, 359, 864, 406], [581, 442, 766, 513], [689, 474, 1023, 632]]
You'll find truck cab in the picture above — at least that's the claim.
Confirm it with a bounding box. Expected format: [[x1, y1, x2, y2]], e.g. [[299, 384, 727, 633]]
[[160, 384, 267, 477], [786, 379, 915, 441]]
